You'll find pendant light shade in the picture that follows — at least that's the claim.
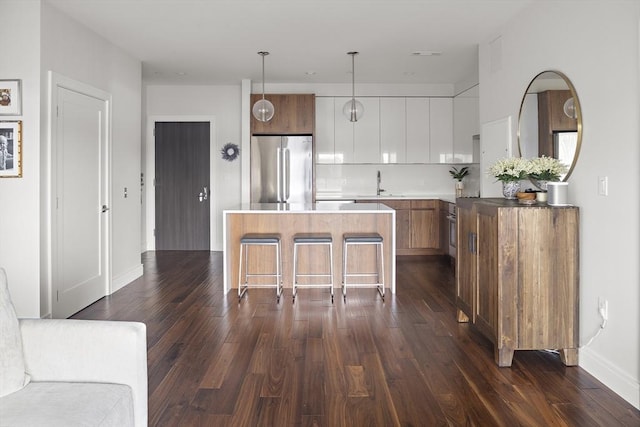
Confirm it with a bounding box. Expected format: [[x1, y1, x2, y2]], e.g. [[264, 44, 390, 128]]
[[343, 51, 364, 122], [252, 51, 275, 122]]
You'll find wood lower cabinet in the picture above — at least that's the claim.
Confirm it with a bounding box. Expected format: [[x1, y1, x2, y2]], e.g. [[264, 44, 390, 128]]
[[410, 200, 439, 250], [456, 198, 579, 367], [455, 200, 476, 322], [357, 199, 441, 255]]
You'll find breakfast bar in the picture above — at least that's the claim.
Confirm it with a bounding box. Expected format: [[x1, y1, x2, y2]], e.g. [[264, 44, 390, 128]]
[[222, 202, 396, 295]]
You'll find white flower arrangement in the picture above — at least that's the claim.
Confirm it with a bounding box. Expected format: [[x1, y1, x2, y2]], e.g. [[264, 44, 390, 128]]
[[528, 155, 568, 181], [488, 157, 532, 182]]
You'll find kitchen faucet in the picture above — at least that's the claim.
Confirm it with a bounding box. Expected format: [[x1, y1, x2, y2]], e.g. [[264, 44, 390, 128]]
[[376, 170, 385, 196]]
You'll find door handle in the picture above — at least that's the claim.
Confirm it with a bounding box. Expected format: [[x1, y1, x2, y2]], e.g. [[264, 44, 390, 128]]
[[101, 205, 109, 213], [284, 148, 290, 201], [276, 147, 282, 202], [198, 186, 208, 202]]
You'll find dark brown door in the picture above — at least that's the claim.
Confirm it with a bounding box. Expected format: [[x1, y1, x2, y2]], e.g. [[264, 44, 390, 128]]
[[155, 122, 210, 250]]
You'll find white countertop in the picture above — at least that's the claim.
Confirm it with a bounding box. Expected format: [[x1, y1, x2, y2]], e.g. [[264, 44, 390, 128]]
[[315, 193, 458, 204], [224, 202, 394, 213]]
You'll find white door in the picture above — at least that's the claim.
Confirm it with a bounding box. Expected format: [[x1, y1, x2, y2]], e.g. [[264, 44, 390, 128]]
[[480, 116, 512, 198], [52, 85, 109, 318]]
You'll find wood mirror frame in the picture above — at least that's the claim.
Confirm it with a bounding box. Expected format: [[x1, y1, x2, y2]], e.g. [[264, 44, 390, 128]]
[[517, 70, 583, 180]]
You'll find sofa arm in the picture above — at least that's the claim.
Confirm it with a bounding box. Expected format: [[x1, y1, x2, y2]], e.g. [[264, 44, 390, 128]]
[[19, 319, 147, 427]]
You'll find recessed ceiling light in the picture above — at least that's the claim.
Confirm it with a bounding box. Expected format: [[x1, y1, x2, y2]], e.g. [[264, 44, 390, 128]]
[[175, 71, 187, 76], [305, 71, 316, 76], [403, 72, 415, 76], [411, 51, 442, 56]]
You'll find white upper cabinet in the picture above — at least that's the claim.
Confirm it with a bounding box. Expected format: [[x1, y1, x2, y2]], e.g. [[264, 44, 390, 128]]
[[406, 98, 430, 163], [315, 95, 457, 165], [353, 97, 380, 163], [429, 97, 453, 163], [334, 97, 354, 163], [453, 94, 480, 163], [315, 97, 335, 164], [380, 97, 406, 163]]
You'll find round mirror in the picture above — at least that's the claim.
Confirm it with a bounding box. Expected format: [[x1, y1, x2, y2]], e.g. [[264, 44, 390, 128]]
[[517, 70, 582, 180]]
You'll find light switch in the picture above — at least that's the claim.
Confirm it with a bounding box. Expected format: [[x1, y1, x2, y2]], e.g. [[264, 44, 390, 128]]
[[598, 176, 608, 196], [124, 187, 128, 198]]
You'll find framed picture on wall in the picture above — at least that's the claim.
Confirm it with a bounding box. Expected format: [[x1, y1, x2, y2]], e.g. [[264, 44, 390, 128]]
[[0, 80, 22, 116], [0, 120, 23, 178]]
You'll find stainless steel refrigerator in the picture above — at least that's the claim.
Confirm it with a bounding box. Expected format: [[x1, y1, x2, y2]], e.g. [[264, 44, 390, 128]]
[[250, 135, 312, 203]]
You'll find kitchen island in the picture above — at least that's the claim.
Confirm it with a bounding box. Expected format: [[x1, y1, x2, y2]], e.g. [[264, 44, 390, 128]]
[[223, 202, 395, 295]]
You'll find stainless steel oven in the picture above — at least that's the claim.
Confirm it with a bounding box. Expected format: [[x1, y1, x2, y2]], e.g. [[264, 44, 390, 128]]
[[446, 203, 456, 258]]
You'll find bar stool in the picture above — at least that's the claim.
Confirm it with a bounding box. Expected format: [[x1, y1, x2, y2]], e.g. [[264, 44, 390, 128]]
[[292, 233, 334, 303], [238, 233, 282, 302], [342, 233, 384, 301]]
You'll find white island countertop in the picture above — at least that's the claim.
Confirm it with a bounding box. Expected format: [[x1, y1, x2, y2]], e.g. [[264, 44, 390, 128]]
[[224, 202, 394, 213]]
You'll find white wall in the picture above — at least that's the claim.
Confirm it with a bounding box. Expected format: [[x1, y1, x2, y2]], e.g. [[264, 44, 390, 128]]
[[0, 0, 42, 318], [479, 1, 639, 408], [39, 1, 143, 313], [0, 0, 142, 318], [144, 85, 242, 251]]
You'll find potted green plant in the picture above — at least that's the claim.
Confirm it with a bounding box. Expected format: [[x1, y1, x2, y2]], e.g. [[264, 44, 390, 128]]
[[449, 166, 469, 197], [488, 157, 532, 199], [528, 156, 569, 190]]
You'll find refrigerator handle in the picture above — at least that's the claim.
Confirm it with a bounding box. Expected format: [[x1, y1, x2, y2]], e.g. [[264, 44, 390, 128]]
[[284, 148, 290, 201], [276, 147, 282, 202]]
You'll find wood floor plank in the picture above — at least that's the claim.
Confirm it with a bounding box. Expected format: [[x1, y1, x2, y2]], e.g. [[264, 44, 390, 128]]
[[70, 251, 640, 426]]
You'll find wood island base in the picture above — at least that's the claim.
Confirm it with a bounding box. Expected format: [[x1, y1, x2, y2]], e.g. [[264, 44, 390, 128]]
[[223, 203, 396, 296]]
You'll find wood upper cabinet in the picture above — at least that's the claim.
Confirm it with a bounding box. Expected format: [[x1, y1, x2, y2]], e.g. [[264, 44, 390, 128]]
[[455, 198, 579, 367], [250, 94, 315, 135]]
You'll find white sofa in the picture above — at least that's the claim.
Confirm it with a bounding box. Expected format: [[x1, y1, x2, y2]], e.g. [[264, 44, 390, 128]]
[[0, 269, 148, 427]]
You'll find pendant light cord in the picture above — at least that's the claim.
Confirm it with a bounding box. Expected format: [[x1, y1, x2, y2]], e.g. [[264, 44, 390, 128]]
[[351, 53, 355, 101], [259, 51, 268, 102]]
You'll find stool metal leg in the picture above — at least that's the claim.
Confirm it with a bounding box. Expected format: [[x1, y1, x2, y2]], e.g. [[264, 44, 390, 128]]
[[238, 243, 246, 301], [238, 236, 282, 303], [342, 235, 385, 302], [293, 236, 334, 303]]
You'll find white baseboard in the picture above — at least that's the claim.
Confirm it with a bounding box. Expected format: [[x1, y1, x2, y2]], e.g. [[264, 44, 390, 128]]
[[111, 264, 143, 294], [580, 346, 640, 409]]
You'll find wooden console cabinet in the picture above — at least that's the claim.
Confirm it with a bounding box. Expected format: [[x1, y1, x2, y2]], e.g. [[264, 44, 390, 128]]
[[456, 198, 579, 367]]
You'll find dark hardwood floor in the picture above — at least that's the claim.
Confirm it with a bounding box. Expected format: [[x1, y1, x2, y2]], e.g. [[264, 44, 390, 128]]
[[73, 251, 640, 426]]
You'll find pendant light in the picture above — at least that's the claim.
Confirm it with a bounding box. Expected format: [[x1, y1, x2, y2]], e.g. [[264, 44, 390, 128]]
[[343, 51, 364, 122], [252, 51, 275, 122]]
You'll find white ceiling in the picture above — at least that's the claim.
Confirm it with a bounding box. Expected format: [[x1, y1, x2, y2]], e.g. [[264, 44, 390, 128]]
[[45, 0, 534, 86]]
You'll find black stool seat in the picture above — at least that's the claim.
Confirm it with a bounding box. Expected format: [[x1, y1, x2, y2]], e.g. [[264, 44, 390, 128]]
[[343, 233, 383, 243], [240, 234, 280, 244], [293, 234, 333, 244]]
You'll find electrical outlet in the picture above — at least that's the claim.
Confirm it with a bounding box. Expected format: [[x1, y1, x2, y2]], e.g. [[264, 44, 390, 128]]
[[598, 297, 609, 321]]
